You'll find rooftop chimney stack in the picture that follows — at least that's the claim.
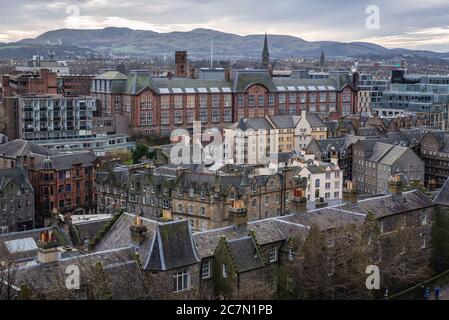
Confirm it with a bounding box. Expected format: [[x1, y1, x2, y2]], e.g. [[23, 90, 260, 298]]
[[130, 215, 147, 246], [37, 230, 60, 264], [228, 199, 248, 230], [175, 51, 188, 78], [388, 175, 404, 199]]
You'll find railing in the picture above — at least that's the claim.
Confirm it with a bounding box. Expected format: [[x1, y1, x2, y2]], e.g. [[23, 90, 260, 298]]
[[388, 269, 449, 300]]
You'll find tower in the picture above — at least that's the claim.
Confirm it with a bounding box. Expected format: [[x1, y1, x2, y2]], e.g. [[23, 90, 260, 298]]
[[262, 33, 270, 69], [175, 51, 187, 78], [320, 50, 326, 70]]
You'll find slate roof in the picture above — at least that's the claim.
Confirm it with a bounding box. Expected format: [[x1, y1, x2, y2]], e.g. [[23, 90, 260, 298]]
[[278, 208, 366, 231], [434, 177, 449, 206], [145, 220, 200, 271], [35, 151, 97, 171], [95, 71, 127, 81], [233, 70, 277, 93], [74, 218, 111, 244], [368, 143, 394, 163], [0, 167, 33, 192], [305, 113, 326, 128], [227, 237, 264, 273], [339, 190, 435, 218], [193, 219, 286, 258], [10, 247, 142, 299], [0, 226, 64, 262], [236, 117, 274, 130], [94, 213, 158, 262], [0, 139, 55, 158], [268, 115, 300, 129]]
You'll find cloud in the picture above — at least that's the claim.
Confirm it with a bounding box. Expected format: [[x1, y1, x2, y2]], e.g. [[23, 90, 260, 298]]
[[0, 0, 449, 51]]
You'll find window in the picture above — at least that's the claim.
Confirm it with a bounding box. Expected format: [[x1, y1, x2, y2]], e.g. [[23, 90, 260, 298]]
[[420, 212, 427, 225], [224, 109, 232, 122], [188, 205, 194, 215], [269, 94, 275, 106], [174, 95, 183, 109], [238, 95, 245, 108], [288, 247, 294, 261], [186, 95, 195, 108], [161, 111, 170, 125], [421, 232, 427, 249], [161, 96, 170, 109], [201, 259, 211, 279], [200, 207, 206, 216], [315, 179, 320, 188], [177, 204, 183, 212], [200, 110, 208, 123], [199, 95, 208, 108], [222, 264, 228, 278], [212, 109, 220, 123], [269, 245, 277, 263], [248, 95, 255, 107], [258, 95, 265, 107], [212, 95, 220, 108], [173, 270, 190, 293]]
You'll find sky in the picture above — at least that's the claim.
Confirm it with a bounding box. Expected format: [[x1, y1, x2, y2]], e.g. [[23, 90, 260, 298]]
[[1, 0, 449, 52]]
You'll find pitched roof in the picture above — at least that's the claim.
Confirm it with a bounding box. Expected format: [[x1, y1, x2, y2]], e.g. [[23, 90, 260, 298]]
[[434, 177, 449, 206], [236, 117, 274, 130], [340, 190, 434, 218], [0, 139, 55, 158], [305, 113, 325, 128], [228, 237, 264, 273], [0, 167, 33, 192], [145, 220, 200, 271], [95, 71, 128, 81], [35, 151, 96, 171], [268, 115, 300, 129]]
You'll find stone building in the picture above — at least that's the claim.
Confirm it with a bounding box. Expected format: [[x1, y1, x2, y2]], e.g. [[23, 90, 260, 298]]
[[0, 167, 35, 233], [419, 130, 449, 188], [2, 177, 437, 299], [352, 140, 424, 194]]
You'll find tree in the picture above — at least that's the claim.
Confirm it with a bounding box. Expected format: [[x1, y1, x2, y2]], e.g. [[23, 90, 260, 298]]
[[431, 206, 449, 273], [297, 224, 330, 299], [132, 144, 151, 164]]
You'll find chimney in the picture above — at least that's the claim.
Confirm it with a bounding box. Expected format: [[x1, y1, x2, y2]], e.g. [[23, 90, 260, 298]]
[[37, 230, 61, 264], [175, 51, 188, 78], [224, 68, 231, 82], [428, 179, 437, 192], [130, 215, 147, 246], [228, 199, 248, 230], [388, 175, 404, 198]]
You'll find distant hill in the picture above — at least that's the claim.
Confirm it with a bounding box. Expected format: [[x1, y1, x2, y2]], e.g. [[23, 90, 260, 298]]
[[5, 27, 449, 60]]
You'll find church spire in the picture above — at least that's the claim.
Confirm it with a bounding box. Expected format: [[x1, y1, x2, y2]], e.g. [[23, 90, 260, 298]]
[[320, 50, 326, 71], [262, 32, 270, 69]]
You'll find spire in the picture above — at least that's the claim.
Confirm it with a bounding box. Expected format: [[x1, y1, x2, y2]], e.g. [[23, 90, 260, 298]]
[[320, 50, 326, 71], [262, 32, 270, 69]]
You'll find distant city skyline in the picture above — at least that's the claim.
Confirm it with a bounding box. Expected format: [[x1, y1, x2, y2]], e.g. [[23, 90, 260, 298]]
[[1, 0, 449, 52]]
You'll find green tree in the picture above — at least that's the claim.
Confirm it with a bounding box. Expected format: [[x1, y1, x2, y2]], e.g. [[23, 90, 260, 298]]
[[132, 144, 151, 164], [432, 207, 449, 273]]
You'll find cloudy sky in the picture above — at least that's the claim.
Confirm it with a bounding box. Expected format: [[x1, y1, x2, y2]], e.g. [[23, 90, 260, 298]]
[[1, 0, 449, 52]]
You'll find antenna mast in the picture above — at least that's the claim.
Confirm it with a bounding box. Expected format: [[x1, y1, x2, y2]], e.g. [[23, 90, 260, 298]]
[[210, 37, 214, 69]]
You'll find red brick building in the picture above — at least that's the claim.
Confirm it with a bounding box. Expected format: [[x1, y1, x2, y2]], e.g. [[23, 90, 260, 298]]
[[27, 151, 98, 227], [91, 69, 358, 137]]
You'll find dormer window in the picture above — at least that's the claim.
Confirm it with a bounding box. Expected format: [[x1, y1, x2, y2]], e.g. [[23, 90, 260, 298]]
[[229, 191, 236, 201], [251, 183, 257, 193], [200, 188, 206, 200], [189, 188, 194, 198]]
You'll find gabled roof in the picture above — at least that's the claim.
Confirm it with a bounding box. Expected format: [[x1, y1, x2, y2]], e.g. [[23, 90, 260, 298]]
[[0, 167, 33, 192], [35, 151, 97, 171], [0, 139, 55, 158], [340, 190, 434, 218], [434, 177, 449, 206], [233, 70, 277, 93], [304, 113, 325, 128], [236, 117, 274, 130], [145, 220, 200, 271], [95, 71, 128, 81], [227, 237, 264, 273], [268, 115, 300, 129]]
